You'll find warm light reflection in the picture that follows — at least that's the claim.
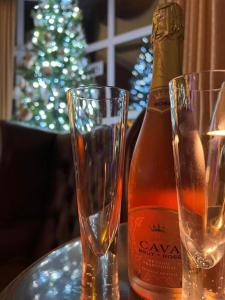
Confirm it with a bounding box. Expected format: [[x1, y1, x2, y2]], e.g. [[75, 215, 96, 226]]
[[207, 130, 225, 136]]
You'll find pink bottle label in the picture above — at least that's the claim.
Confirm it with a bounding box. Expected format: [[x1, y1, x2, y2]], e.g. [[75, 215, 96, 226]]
[[128, 207, 182, 288]]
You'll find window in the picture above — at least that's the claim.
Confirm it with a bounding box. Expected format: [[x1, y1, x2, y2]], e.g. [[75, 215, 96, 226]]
[[16, 0, 156, 118]]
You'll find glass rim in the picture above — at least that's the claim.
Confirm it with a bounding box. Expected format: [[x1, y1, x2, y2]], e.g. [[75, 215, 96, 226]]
[[169, 69, 225, 92], [66, 85, 129, 101]]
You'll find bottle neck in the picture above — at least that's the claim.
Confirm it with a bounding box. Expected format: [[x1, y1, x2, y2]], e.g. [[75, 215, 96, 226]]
[[150, 38, 182, 91], [148, 38, 182, 111]]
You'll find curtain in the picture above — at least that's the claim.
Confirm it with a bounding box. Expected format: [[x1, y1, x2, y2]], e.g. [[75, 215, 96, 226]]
[[165, 0, 225, 73], [0, 0, 16, 120]]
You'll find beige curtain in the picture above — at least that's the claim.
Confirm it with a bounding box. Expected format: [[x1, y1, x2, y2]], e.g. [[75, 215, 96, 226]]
[[0, 0, 16, 120], [166, 0, 225, 73]]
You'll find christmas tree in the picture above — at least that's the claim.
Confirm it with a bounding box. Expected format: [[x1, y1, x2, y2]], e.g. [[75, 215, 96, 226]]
[[14, 0, 92, 132], [129, 37, 153, 111]]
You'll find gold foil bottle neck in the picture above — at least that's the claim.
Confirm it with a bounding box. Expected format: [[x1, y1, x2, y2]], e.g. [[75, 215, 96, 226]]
[[149, 2, 184, 98], [151, 2, 184, 43]]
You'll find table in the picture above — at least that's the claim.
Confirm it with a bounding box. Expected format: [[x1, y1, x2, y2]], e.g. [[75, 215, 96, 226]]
[[0, 223, 142, 299]]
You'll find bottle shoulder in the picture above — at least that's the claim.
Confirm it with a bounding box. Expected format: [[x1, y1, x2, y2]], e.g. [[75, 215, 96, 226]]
[[134, 108, 173, 149], [129, 109, 175, 189]]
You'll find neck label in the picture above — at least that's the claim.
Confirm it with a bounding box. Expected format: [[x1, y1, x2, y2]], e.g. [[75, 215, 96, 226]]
[[148, 88, 170, 113]]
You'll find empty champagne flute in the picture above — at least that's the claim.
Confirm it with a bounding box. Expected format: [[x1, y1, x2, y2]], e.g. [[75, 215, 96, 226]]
[[66, 86, 128, 299], [169, 70, 225, 299]]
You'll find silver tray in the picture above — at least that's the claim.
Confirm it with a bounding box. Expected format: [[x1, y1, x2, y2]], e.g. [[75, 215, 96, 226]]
[[0, 223, 141, 299]]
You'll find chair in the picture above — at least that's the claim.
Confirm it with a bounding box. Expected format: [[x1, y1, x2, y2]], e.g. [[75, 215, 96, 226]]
[[0, 120, 78, 290]]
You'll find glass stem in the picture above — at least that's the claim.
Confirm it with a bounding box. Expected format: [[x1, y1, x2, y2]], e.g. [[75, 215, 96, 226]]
[[80, 231, 119, 300], [182, 245, 204, 300], [181, 243, 225, 300]]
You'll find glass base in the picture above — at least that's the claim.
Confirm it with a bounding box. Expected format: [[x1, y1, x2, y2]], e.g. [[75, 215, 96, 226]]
[[129, 275, 181, 300]]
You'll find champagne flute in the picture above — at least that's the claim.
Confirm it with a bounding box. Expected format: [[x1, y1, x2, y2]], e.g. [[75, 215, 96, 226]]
[[169, 70, 225, 299], [66, 86, 128, 299]]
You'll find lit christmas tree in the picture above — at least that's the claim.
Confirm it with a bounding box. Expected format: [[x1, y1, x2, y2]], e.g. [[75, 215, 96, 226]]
[[14, 0, 92, 132], [129, 37, 153, 111]]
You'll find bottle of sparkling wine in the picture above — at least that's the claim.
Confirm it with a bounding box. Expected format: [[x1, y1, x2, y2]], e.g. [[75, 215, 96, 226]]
[[128, 3, 184, 299]]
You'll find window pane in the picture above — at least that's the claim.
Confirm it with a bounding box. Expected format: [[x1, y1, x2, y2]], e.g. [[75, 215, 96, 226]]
[[24, 1, 38, 43], [115, 0, 157, 35], [89, 48, 107, 86], [23, 1, 107, 45], [79, 0, 107, 44], [115, 37, 153, 114]]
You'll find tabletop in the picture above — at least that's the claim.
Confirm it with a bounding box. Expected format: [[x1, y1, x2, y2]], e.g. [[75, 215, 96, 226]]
[[0, 223, 142, 300]]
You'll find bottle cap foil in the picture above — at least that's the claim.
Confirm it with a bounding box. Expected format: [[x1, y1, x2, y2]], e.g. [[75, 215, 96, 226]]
[[151, 3, 184, 43]]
